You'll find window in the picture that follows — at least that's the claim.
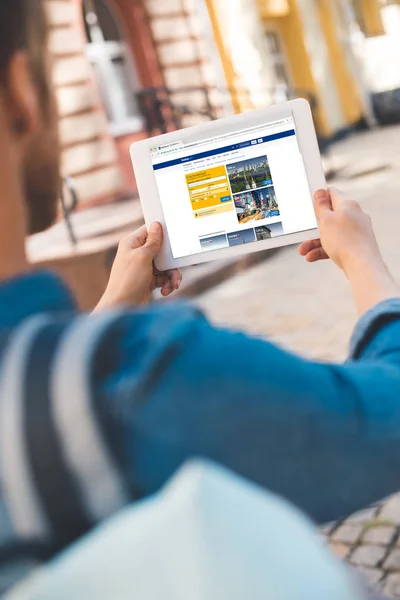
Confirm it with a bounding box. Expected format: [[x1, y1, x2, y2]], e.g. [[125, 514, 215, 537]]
[[82, 0, 143, 136], [265, 31, 291, 88]]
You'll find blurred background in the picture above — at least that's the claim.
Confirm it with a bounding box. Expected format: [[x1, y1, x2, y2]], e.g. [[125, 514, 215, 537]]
[[29, 0, 400, 307], [30, 0, 400, 309], [29, 0, 400, 355], [26, 1, 400, 596], [28, 0, 400, 341]]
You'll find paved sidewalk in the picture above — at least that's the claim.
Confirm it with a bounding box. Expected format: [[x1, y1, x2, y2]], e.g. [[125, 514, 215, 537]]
[[195, 124, 400, 597], [326, 500, 400, 596]]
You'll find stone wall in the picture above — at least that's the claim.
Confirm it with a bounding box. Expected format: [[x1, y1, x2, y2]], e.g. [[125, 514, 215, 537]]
[[46, 0, 123, 206], [143, 0, 230, 125]]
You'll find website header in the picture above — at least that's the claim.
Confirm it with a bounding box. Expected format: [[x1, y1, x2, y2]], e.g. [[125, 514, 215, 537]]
[[152, 129, 295, 171]]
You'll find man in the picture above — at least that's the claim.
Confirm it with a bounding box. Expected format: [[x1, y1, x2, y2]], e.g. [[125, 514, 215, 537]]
[[1, 0, 400, 584]]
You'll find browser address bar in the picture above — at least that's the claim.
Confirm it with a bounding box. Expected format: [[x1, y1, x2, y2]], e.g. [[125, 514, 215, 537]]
[[183, 118, 293, 151]]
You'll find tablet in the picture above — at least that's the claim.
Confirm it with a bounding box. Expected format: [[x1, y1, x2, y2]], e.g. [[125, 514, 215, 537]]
[[131, 98, 325, 271]]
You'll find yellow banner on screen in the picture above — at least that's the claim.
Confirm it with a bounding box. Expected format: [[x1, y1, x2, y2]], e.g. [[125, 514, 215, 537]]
[[185, 166, 234, 212], [193, 203, 234, 219]]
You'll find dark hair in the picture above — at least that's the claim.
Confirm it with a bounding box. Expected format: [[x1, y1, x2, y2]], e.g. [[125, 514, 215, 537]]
[[0, 0, 49, 101]]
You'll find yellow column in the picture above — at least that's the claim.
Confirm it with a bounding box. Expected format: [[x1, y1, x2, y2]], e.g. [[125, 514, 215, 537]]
[[267, 0, 331, 136], [204, 0, 242, 113], [316, 0, 364, 124], [258, 0, 290, 18], [356, 0, 385, 36]]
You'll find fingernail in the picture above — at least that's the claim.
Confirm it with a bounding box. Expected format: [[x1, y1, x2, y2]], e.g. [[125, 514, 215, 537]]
[[150, 222, 162, 234], [314, 189, 328, 200], [176, 279, 181, 290]]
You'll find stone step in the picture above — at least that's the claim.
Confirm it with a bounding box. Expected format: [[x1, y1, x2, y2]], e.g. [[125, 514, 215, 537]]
[[28, 197, 143, 263]]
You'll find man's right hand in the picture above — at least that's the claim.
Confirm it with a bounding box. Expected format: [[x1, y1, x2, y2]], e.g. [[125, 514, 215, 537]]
[[299, 187, 399, 316], [299, 187, 381, 277]]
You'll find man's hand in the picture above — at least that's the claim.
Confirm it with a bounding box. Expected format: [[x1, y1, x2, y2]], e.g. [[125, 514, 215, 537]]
[[95, 223, 182, 311], [299, 187, 399, 316], [299, 187, 381, 275]]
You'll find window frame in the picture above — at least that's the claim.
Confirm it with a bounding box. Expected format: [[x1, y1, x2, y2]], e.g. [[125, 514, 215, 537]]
[[82, 0, 144, 137]]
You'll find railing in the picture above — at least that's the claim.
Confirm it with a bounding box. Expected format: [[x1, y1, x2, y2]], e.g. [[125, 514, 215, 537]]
[[60, 176, 79, 246]]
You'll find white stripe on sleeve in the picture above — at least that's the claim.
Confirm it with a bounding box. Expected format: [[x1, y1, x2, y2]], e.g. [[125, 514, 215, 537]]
[[50, 312, 129, 523], [0, 317, 51, 539]]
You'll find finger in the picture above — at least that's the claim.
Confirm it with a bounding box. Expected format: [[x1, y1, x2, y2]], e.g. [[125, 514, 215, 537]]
[[328, 186, 346, 211], [305, 247, 329, 263], [298, 239, 322, 256], [152, 275, 173, 297], [143, 222, 163, 258], [168, 269, 182, 290], [161, 281, 174, 297], [154, 273, 175, 295], [314, 189, 332, 222], [154, 274, 168, 290], [153, 268, 182, 291]]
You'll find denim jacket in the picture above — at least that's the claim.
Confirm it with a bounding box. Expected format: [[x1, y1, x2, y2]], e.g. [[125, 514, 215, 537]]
[[0, 271, 399, 564]]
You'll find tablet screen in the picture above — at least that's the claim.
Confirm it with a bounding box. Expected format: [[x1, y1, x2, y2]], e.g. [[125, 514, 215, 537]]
[[150, 114, 317, 259]]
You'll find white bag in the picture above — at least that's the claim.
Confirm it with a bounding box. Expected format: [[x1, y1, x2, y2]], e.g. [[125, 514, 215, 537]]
[[7, 460, 365, 600]]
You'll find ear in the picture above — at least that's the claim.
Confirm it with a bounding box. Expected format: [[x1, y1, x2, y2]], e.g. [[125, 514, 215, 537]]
[[2, 51, 41, 144]]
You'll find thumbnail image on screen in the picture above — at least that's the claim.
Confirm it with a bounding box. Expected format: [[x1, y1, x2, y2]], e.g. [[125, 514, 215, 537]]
[[200, 233, 228, 252], [197, 220, 286, 255], [227, 228, 256, 247], [255, 222, 284, 240], [234, 186, 280, 225], [226, 155, 272, 194]]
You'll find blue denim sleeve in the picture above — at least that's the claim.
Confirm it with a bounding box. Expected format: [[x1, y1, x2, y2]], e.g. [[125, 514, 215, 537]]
[[98, 300, 400, 525], [350, 298, 400, 360]]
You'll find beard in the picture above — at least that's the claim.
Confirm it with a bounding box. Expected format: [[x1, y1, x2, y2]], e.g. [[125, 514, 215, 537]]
[[23, 120, 61, 235]]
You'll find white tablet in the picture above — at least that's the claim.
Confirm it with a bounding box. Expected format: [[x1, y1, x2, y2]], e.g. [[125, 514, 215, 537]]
[[131, 98, 325, 271]]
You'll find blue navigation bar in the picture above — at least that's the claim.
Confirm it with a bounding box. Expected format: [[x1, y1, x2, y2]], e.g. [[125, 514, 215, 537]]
[[153, 129, 296, 171]]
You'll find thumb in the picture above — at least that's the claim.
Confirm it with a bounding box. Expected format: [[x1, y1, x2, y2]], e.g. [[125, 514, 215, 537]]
[[313, 189, 332, 222], [143, 222, 163, 257], [328, 186, 346, 211]]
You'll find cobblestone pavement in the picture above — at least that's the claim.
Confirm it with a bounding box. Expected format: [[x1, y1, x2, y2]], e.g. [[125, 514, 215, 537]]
[[195, 124, 400, 597]]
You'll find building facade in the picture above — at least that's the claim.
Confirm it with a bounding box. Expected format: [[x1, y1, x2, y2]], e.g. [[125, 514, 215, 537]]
[[47, 0, 395, 209]]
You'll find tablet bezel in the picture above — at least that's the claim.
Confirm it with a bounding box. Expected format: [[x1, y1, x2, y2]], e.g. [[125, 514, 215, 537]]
[[131, 98, 325, 271]]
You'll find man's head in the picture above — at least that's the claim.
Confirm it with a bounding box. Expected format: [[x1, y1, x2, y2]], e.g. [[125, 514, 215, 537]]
[[0, 0, 60, 235]]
